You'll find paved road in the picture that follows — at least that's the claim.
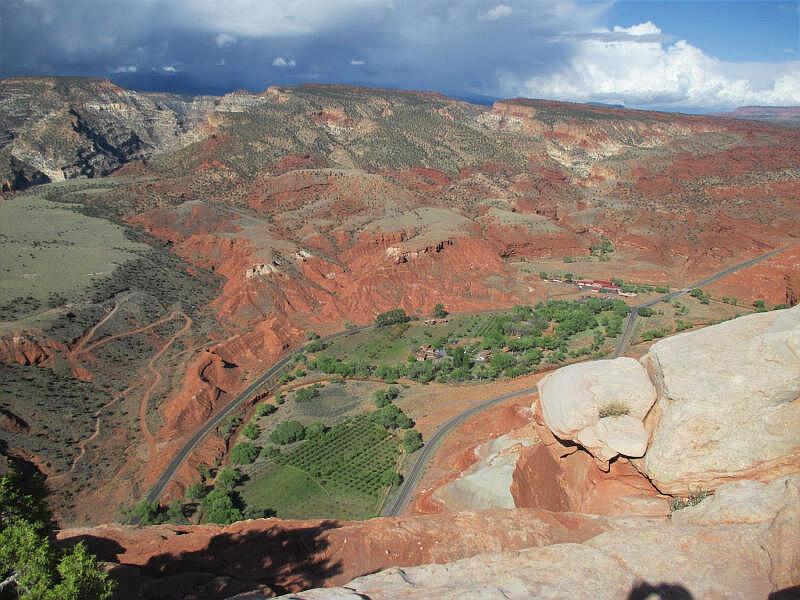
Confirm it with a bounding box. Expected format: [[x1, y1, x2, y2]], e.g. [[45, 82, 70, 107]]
[[144, 325, 369, 506], [613, 246, 787, 357], [381, 386, 537, 517], [145, 245, 787, 510]]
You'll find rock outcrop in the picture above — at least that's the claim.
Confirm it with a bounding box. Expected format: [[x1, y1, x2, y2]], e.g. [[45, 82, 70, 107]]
[[538, 357, 656, 465], [276, 476, 800, 600], [639, 306, 800, 494]]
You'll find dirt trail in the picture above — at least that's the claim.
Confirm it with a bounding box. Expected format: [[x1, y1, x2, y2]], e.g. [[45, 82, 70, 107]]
[[78, 310, 182, 356], [138, 312, 192, 460]]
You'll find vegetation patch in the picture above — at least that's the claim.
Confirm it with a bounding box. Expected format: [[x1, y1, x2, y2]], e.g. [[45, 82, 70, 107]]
[[598, 401, 630, 418]]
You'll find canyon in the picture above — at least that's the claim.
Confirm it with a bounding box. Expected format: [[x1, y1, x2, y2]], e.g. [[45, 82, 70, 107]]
[[0, 77, 798, 598]]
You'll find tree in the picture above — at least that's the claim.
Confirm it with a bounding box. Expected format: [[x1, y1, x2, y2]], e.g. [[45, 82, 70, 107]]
[[201, 488, 242, 525], [230, 442, 259, 465], [753, 299, 767, 312], [431, 303, 448, 318], [215, 467, 241, 491], [270, 420, 306, 444], [375, 308, 410, 327], [0, 466, 114, 599], [242, 422, 259, 440], [186, 482, 207, 502], [402, 429, 423, 453], [306, 422, 327, 438]]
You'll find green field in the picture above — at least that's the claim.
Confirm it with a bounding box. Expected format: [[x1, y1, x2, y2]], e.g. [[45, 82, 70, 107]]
[[0, 192, 146, 321], [240, 414, 400, 520]]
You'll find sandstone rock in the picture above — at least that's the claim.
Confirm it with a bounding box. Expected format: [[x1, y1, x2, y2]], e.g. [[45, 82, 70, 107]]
[[538, 357, 656, 462], [433, 433, 536, 510], [284, 475, 798, 599], [639, 306, 800, 494]]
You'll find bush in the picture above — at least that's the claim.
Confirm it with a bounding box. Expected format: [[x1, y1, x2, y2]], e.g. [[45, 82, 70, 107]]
[[270, 420, 306, 444], [186, 482, 207, 501], [753, 299, 767, 312], [637, 307, 654, 317], [256, 403, 277, 417], [242, 423, 259, 440], [598, 402, 630, 418], [230, 442, 259, 465], [306, 421, 327, 438], [689, 288, 710, 304], [295, 383, 323, 403], [670, 489, 710, 512], [375, 308, 410, 327], [431, 303, 448, 318], [373, 386, 400, 408], [402, 429, 423, 453]]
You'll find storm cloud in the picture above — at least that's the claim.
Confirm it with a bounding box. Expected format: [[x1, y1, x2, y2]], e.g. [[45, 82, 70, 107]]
[[1, 0, 797, 109]]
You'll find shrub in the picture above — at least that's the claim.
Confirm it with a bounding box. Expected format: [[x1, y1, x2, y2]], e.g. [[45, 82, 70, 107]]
[[242, 423, 259, 440], [270, 420, 306, 445], [753, 299, 767, 312], [295, 384, 323, 403], [256, 403, 277, 417], [670, 489, 710, 512], [431, 303, 448, 318], [186, 482, 207, 501], [637, 307, 654, 317], [306, 421, 327, 438], [598, 402, 630, 418]]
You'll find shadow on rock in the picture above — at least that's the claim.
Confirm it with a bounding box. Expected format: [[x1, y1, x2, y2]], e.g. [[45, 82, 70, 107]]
[[64, 520, 343, 600], [628, 581, 694, 600]]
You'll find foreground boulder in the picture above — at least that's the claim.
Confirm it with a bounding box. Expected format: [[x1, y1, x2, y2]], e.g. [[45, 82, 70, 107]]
[[639, 306, 800, 494], [538, 357, 656, 465]]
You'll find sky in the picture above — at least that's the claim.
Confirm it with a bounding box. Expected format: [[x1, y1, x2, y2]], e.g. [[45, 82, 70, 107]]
[[1, 0, 798, 111]]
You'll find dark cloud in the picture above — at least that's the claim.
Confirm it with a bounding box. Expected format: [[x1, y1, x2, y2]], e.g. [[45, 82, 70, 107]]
[[1, 0, 797, 108]]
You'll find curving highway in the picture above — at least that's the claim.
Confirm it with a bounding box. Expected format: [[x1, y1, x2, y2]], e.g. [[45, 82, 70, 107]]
[[143, 325, 368, 506], [613, 246, 787, 357], [381, 386, 537, 517], [144, 245, 788, 512]]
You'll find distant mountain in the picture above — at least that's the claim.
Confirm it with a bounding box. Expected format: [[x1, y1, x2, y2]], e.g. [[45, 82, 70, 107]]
[[716, 106, 800, 127]]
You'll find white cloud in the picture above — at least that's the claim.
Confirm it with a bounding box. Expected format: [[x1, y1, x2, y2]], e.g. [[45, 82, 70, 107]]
[[501, 22, 800, 108], [350, 59, 365, 65], [214, 32, 238, 47], [479, 4, 513, 21], [612, 21, 661, 36], [161, 65, 177, 73], [111, 65, 137, 73], [272, 56, 296, 67]]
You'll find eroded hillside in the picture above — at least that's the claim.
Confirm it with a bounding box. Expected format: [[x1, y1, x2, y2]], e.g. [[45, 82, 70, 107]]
[[0, 78, 798, 527]]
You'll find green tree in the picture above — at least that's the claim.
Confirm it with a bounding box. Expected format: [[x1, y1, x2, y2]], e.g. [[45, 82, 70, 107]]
[[431, 303, 448, 318], [215, 467, 241, 491], [0, 466, 114, 599], [186, 482, 207, 502], [375, 308, 410, 327], [753, 299, 767, 312], [230, 442, 259, 465], [242, 422, 259, 440], [201, 488, 242, 525], [402, 429, 424, 453], [270, 420, 306, 444]]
